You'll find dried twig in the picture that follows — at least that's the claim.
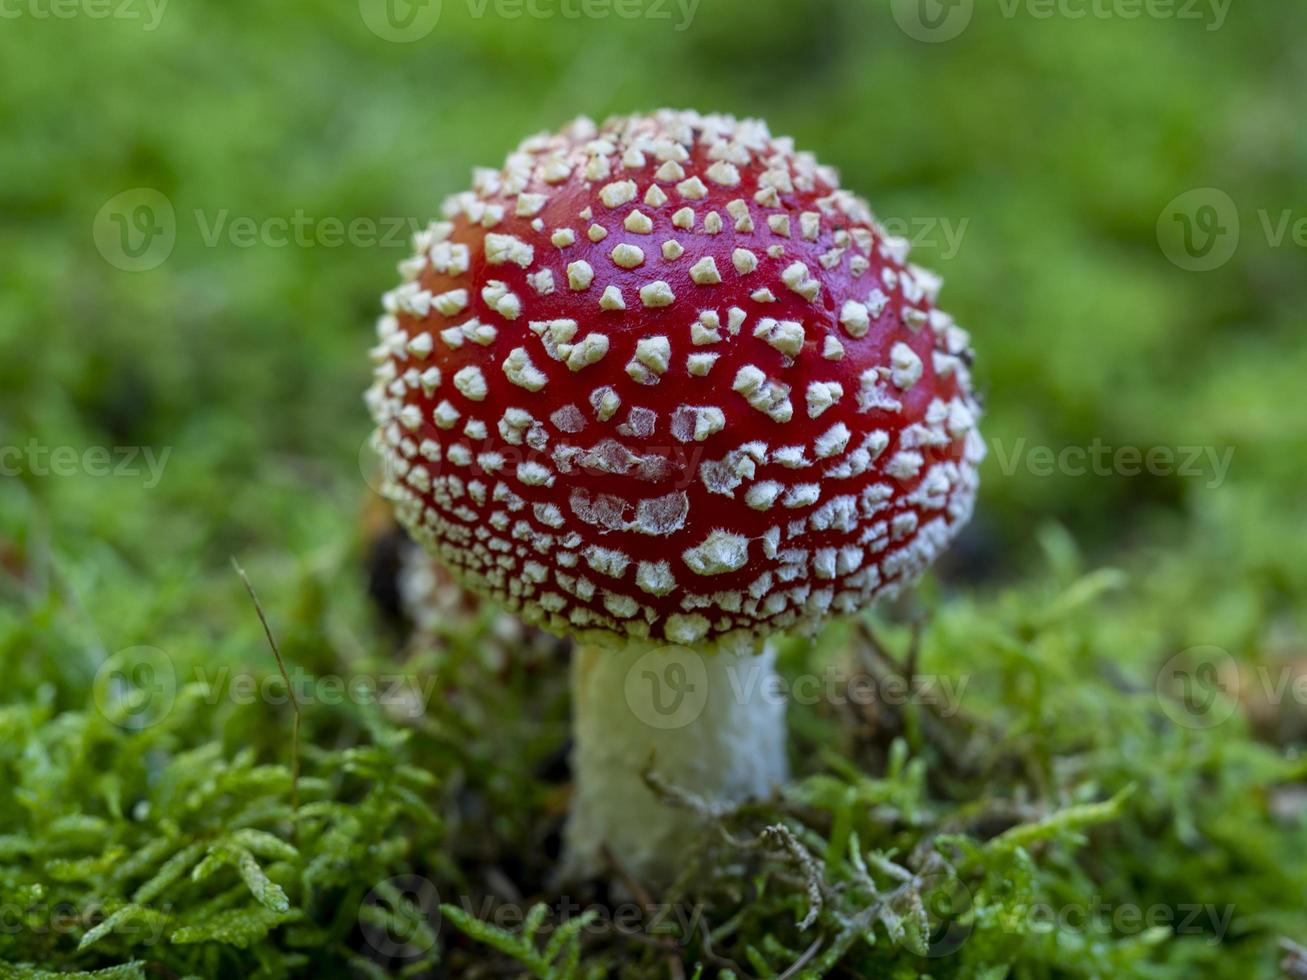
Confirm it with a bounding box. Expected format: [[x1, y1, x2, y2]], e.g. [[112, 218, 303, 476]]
[[232, 557, 301, 831], [602, 844, 654, 907], [776, 935, 824, 980], [697, 916, 756, 980], [853, 621, 978, 775], [713, 821, 828, 935], [641, 752, 738, 820], [601, 844, 689, 979]]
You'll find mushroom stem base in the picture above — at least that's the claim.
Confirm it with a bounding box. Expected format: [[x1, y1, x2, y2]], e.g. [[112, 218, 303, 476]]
[[563, 642, 789, 885]]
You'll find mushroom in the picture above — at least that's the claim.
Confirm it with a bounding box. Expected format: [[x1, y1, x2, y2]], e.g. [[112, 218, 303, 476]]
[[365, 110, 984, 882]]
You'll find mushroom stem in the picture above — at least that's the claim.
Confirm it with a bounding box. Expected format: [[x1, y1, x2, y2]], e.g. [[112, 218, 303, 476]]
[[564, 641, 789, 883]]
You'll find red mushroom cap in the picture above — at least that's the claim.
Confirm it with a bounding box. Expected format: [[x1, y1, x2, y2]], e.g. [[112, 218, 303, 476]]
[[367, 110, 983, 652]]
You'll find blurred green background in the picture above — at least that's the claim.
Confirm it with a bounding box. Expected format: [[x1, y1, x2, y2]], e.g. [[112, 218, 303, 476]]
[[3, 0, 1305, 582], [2, 0, 1306, 976]]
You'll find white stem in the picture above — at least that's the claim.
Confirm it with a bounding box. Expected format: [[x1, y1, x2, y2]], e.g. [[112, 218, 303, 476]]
[[563, 642, 789, 884]]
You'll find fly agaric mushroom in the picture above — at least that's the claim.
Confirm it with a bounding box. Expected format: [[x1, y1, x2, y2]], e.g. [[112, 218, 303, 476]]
[[365, 110, 983, 881]]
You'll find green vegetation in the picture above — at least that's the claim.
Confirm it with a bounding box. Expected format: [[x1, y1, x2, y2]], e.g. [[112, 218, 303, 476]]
[[1, 0, 1305, 976]]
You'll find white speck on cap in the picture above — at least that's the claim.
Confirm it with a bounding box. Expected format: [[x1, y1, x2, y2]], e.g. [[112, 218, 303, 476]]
[[806, 381, 844, 418], [726, 200, 753, 233], [783, 483, 820, 508], [746, 482, 783, 511], [453, 366, 488, 401], [589, 386, 621, 421], [683, 530, 750, 576], [406, 332, 434, 359], [611, 243, 646, 269], [626, 336, 672, 384], [432, 289, 469, 316], [639, 281, 676, 307], [617, 406, 658, 438], [754, 318, 806, 357], [502, 348, 548, 392], [692, 311, 722, 345], [665, 613, 710, 644], [637, 561, 677, 596], [890, 342, 924, 389], [690, 256, 722, 285], [706, 161, 741, 187], [483, 281, 522, 320], [599, 180, 638, 208], [527, 270, 556, 295], [516, 193, 548, 217], [671, 405, 726, 442], [676, 176, 709, 200], [529, 318, 577, 359], [603, 592, 639, 618], [585, 544, 631, 578], [517, 461, 555, 487], [733, 365, 793, 423], [772, 445, 809, 468], [542, 157, 572, 183], [840, 300, 870, 338], [624, 210, 654, 234], [599, 285, 626, 310], [398, 404, 423, 430], [903, 308, 929, 333], [732, 248, 759, 275], [656, 160, 686, 182], [433, 400, 460, 429], [866, 288, 890, 318], [814, 423, 852, 459], [687, 352, 720, 376], [886, 450, 924, 480], [567, 261, 595, 290], [562, 334, 610, 371], [858, 370, 903, 414], [781, 262, 820, 301], [484, 233, 534, 267]]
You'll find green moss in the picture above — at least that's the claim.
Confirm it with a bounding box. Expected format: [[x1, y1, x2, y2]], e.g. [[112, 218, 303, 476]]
[[1, 528, 1304, 976]]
